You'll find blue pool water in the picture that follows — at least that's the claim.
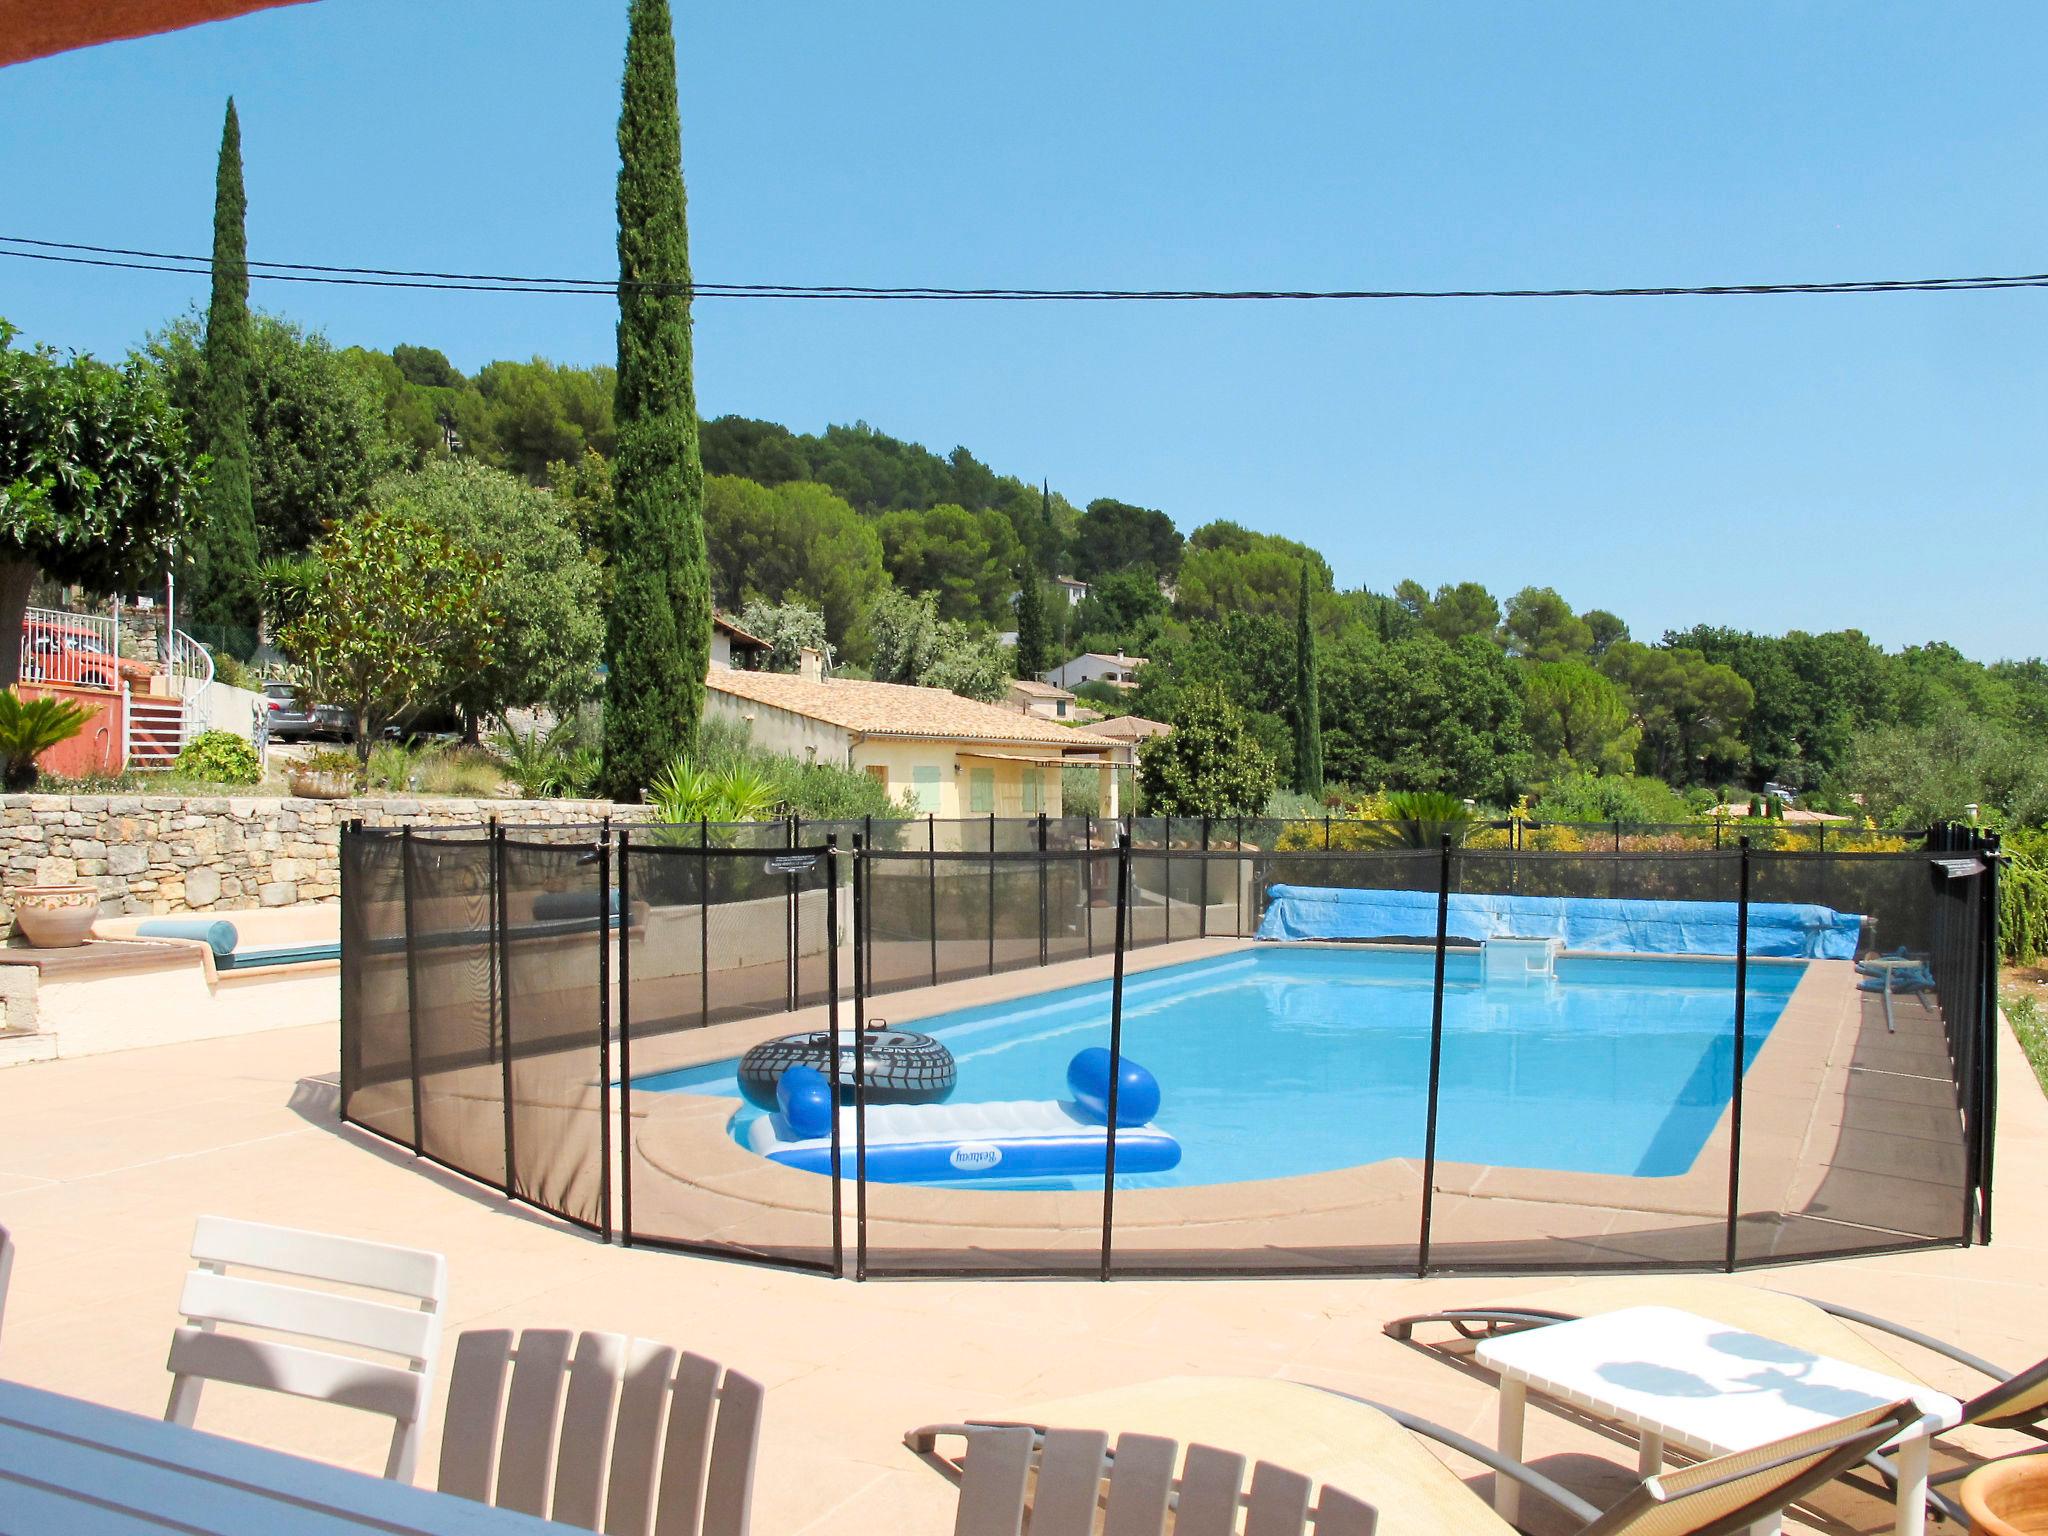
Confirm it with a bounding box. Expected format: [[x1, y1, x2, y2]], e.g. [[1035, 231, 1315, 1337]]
[[634, 948, 1804, 1188]]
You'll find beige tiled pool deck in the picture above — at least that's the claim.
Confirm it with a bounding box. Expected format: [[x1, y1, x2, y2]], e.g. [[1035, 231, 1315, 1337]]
[[1, 970, 2040, 1534]]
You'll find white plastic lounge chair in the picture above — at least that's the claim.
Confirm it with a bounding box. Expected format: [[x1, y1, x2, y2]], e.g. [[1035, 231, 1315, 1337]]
[[163, 1215, 446, 1480], [908, 1379, 1918, 1536], [1386, 1276, 2048, 1521], [438, 1328, 763, 1536]]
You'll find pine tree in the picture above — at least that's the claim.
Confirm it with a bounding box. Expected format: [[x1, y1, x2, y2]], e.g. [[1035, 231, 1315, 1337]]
[[601, 0, 711, 802], [1013, 563, 1050, 680], [1293, 562, 1324, 798], [188, 98, 263, 635]]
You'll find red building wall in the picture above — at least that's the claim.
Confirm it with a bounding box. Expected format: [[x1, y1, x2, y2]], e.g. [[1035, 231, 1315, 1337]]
[[16, 683, 125, 778]]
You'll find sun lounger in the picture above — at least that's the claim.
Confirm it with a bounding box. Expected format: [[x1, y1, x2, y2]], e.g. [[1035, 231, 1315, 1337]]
[[907, 1376, 1917, 1536], [1386, 1276, 2048, 1522]]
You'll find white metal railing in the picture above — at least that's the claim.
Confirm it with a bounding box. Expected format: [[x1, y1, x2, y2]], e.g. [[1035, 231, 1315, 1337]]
[[165, 628, 215, 733], [20, 605, 121, 691]]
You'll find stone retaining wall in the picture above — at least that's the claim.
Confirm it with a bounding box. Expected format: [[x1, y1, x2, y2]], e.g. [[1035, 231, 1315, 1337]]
[[0, 795, 652, 921]]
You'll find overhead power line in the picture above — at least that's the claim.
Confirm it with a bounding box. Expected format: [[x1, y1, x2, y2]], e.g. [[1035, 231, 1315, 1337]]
[[4, 232, 2048, 302]]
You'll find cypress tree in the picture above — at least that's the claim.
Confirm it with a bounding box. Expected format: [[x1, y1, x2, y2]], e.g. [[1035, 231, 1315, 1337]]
[[602, 0, 711, 801], [189, 98, 263, 635], [1293, 562, 1324, 798], [1014, 563, 1050, 680]]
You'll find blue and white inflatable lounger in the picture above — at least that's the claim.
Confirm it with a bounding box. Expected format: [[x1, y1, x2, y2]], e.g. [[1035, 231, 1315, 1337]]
[[745, 1048, 1181, 1183]]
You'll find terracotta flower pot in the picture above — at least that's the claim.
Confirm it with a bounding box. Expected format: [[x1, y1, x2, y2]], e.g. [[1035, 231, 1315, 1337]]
[[12, 883, 101, 948], [290, 768, 356, 801], [1963, 1455, 2048, 1536]]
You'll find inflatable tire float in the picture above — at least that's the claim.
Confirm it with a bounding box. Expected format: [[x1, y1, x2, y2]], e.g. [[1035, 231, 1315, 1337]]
[[737, 1028, 956, 1108]]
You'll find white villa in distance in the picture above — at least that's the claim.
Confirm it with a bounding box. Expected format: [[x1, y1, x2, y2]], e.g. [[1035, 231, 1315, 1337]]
[[704, 649, 1125, 817], [1040, 650, 1147, 692]]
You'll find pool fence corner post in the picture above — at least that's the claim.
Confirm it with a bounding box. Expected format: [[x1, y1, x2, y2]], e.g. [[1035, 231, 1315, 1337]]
[[596, 830, 613, 1244], [1199, 817, 1210, 940], [1037, 811, 1049, 969], [617, 826, 634, 1248], [1237, 816, 1246, 938], [987, 810, 997, 977], [1100, 828, 1132, 1282], [850, 831, 870, 1281], [825, 836, 845, 1278], [927, 811, 939, 987], [399, 827, 424, 1156], [1324, 813, 1332, 852], [493, 821, 517, 1203], [1417, 831, 1452, 1278], [1726, 835, 1752, 1273], [1613, 819, 1621, 853], [1979, 831, 2000, 1244]]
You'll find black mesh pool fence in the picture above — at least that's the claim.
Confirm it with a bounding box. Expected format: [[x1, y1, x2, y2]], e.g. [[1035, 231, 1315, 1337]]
[[338, 820, 1999, 1279]]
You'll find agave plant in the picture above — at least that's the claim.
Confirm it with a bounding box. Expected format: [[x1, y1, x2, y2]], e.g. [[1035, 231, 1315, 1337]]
[[648, 756, 719, 824], [494, 717, 591, 799], [709, 763, 781, 822], [1354, 789, 1479, 850], [0, 689, 92, 792]]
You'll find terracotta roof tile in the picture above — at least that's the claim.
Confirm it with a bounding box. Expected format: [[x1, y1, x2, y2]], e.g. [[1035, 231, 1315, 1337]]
[[706, 668, 1118, 751]]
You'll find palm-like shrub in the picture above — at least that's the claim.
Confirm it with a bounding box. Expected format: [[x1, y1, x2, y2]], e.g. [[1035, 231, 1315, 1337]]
[[0, 690, 91, 791], [1354, 789, 1479, 849]]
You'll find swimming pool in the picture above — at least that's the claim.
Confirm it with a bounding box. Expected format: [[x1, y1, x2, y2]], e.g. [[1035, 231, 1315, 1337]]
[[634, 947, 1805, 1189]]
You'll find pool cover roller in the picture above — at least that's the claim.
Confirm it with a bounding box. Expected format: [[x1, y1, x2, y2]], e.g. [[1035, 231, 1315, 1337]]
[[1256, 885, 1862, 959]]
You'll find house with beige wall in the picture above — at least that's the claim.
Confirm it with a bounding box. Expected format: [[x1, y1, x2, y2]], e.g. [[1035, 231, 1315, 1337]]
[[703, 660, 1124, 818]]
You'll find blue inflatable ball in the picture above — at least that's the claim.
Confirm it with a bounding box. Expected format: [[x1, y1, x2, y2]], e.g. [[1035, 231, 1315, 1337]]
[[776, 1064, 835, 1140], [1066, 1048, 1162, 1127]]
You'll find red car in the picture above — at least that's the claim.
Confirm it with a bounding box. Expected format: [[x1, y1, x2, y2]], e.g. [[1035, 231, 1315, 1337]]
[[18, 621, 151, 691]]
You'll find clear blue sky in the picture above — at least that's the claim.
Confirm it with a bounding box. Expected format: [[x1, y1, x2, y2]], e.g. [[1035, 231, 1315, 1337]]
[[5, 2, 2044, 659]]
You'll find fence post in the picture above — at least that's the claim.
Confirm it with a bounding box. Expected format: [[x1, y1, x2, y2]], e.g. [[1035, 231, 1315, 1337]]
[[596, 831, 613, 1243], [1163, 814, 1173, 947], [617, 828, 634, 1247], [851, 832, 869, 1281], [1199, 817, 1210, 939], [1324, 813, 1332, 852], [786, 815, 799, 1011], [1725, 836, 1752, 1272], [987, 811, 997, 976], [928, 812, 939, 986], [1100, 829, 1132, 1281], [1037, 812, 1049, 969], [699, 818, 710, 1028], [493, 822, 517, 1202], [1084, 814, 1096, 958], [825, 837, 844, 1277], [399, 828, 424, 1154], [1417, 832, 1452, 1276]]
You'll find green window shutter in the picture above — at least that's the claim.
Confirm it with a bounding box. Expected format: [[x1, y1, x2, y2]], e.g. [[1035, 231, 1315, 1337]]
[[969, 767, 995, 814], [912, 764, 942, 813]]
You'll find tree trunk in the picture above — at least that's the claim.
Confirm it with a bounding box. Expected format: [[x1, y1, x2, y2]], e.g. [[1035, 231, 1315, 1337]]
[[0, 560, 36, 690]]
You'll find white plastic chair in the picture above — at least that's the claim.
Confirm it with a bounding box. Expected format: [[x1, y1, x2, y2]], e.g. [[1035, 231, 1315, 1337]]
[[438, 1328, 764, 1536], [0, 1221, 14, 1346], [163, 1215, 447, 1480]]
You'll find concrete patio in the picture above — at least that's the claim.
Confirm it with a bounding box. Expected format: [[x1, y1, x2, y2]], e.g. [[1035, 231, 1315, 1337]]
[[0, 1016, 2040, 1535]]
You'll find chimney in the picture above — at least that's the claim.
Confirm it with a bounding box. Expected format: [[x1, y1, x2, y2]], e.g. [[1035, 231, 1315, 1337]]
[[798, 646, 825, 683]]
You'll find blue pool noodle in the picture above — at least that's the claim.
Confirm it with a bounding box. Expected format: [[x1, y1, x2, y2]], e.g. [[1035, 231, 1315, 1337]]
[[1066, 1048, 1162, 1126], [135, 918, 239, 958]]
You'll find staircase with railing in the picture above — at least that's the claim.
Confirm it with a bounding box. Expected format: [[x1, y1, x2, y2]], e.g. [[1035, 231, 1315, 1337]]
[[18, 605, 215, 771]]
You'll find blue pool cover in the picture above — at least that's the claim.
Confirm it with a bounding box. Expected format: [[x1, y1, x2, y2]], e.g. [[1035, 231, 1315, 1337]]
[[1257, 885, 1862, 959]]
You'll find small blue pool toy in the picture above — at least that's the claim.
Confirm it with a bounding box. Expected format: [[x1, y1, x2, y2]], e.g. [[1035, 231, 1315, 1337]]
[[746, 1049, 1180, 1183]]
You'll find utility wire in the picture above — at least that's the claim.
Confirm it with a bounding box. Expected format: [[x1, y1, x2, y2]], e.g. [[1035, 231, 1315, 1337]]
[[5, 233, 2048, 302]]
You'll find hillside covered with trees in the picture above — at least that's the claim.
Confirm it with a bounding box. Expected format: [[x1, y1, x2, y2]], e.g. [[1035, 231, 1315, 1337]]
[[113, 307, 2048, 835]]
